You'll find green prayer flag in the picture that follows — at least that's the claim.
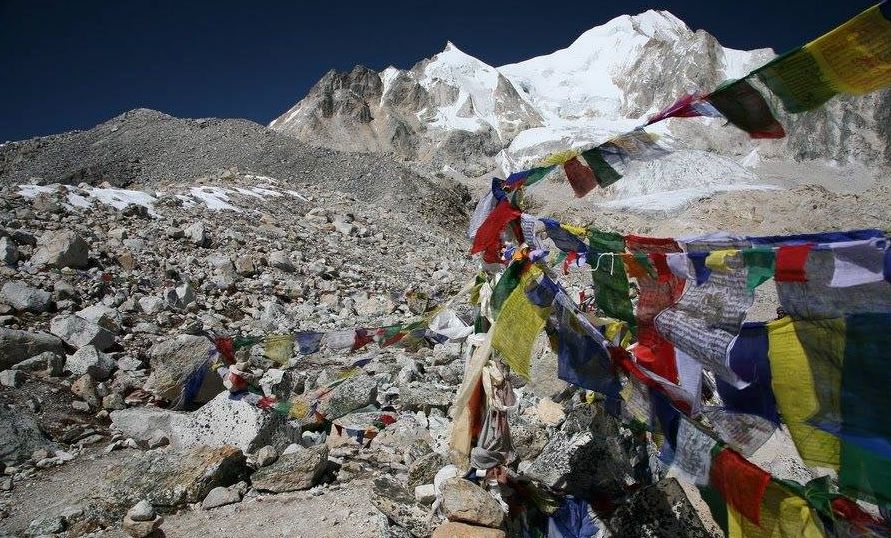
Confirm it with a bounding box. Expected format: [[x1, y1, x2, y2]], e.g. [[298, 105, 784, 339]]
[[581, 148, 622, 188], [741, 247, 776, 292], [755, 47, 838, 113], [490, 259, 526, 320], [525, 166, 556, 188], [588, 230, 636, 332]]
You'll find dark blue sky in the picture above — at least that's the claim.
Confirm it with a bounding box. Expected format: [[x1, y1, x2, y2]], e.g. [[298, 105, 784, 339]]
[[0, 0, 877, 142]]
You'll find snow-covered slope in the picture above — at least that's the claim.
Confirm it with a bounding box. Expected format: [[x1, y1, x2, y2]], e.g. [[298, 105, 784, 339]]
[[269, 9, 891, 211]]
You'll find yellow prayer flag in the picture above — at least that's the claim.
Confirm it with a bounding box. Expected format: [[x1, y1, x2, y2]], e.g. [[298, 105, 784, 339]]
[[766, 317, 841, 469], [705, 249, 738, 272], [562, 223, 588, 238], [264, 334, 294, 365], [728, 482, 825, 538], [541, 149, 579, 166], [491, 266, 550, 379], [806, 3, 891, 94]]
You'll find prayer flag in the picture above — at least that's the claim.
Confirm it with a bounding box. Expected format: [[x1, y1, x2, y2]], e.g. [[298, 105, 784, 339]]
[[588, 230, 636, 330], [775, 244, 813, 282], [687, 251, 712, 286], [727, 481, 824, 538], [646, 92, 723, 124], [490, 259, 527, 319], [706, 79, 786, 139], [540, 218, 588, 254], [580, 148, 622, 188], [264, 334, 294, 364], [471, 200, 521, 256], [741, 247, 775, 292], [666, 252, 694, 281], [717, 322, 780, 424], [295, 331, 324, 355], [710, 448, 772, 525], [767, 316, 841, 468], [563, 157, 598, 198], [672, 418, 717, 486], [492, 266, 550, 379], [829, 240, 886, 287], [705, 249, 737, 272], [553, 292, 621, 399]]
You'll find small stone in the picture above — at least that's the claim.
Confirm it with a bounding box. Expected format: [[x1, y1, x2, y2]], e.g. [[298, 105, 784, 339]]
[[439, 477, 505, 528], [201, 485, 242, 510], [536, 397, 566, 426], [0, 369, 23, 388], [30, 230, 89, 268], [269, 251, 294, 272], [66, 345, 117, 380], [102, 393, 126, 410], [127, 499, 156, 522], [234, 255, 255, 276], [138, 296, 165, 315], [123, 514, 163, 538], [414, 483, 436, 504], [72, 400, 91, 412], [71, 374, 100, 408], [0, 236, 19, 265], [184, 221, 210, 247], [26, 515, 66, 536], [256, 445, 278, 467]]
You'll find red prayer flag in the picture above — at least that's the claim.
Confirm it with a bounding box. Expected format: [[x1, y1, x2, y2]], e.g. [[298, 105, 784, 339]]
[[563, 157, 597, 198], [709, 448, 771, 525], [471, 200, 521, 255], [774, 244, 813, 282]]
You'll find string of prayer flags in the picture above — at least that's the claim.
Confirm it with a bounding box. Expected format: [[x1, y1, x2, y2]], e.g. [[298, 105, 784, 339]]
[[704, 79, 786, 139], [755, 2, 891, 113], [492, 265, 550, 379], [506, 165, 555, 189], [741, 247, 775, 292]]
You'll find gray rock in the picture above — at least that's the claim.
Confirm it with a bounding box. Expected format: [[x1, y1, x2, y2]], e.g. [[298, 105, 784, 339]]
[[30, 230, 89, 268], [408, 451, 449, 489], [142, 334, 223, 402], [184, 221, 210, 247], [0, 328, 65, 370], [50, 315, 115, 351], [97, 445, 246, 517], [0, 369, 23, 388], [201, 486, 242, 510], [399, 382, 454, 413], [75, 304, 122, 333], [317, 374, 378, 420], [66, 345, 117, 380], [0, 236, 19, 265], [138, 296, 166, 315], [370, 476, 430, 538], [164, 282, 195, 310], [110, 391, 300, 452], [439, 477, 505, 528], [256, 445, 278, 467], [0, 405, 55, 462], [127, 499, 156, 522], [71, 374, 100, 408], [234, 255, 255, 276], [103, 393, 126, 410], [0, 281, 52, 312], [608, 478, 714, 538], [26, 515, 66, 536], [268, 251, 294, 272], [251, 445, 329, 493]]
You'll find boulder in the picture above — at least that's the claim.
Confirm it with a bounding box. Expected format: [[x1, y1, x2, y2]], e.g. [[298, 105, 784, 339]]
[[0, 328, 65, 370], [607, 478, 714, 538], [30, 230, 89, 268], [75, 304, 123, 333], [251, 445, 329, 493], [439, 477, 505, 528], [317, 374, 378, 420], [371, 476, 430, 538], [142, 334, 223, 402], [0, 236, 19, 265], [50, 315, 115, 351], [65, 345, 117, 380], [408, 451, 449, 489], [0, 405, 56, 462], [13, 350, 65, 376], [111, 391, 300, 452], [1, 281, 52, 313], [370, 414, 432, 455], [433, 522, 507, 538], [138, 296, 166, 315], [97, 445, 247, 516], [399, 382, 454, 413], [255, 445, 278, 467], [128, 500, 155, 521], [184, 221, 210, 247]]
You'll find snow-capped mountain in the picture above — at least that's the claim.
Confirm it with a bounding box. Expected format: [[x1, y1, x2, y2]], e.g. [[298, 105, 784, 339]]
[[270, 10, 890, 205]]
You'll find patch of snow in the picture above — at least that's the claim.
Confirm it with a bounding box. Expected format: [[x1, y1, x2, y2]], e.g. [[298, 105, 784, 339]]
[[189, 187, 240, 212], [598, 184, 780, 213]]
